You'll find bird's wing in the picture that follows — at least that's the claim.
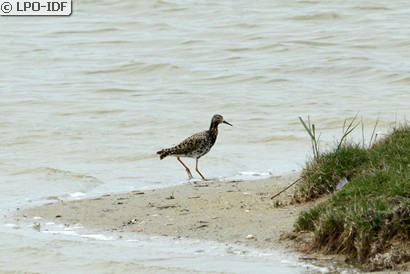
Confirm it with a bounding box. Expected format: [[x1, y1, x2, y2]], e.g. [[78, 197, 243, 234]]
[[172, 131, 207, 154]]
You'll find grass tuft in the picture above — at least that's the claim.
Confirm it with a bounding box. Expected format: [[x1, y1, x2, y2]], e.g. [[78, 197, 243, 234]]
[[294, 123, 410, 271], [295, 143, 371, 201]]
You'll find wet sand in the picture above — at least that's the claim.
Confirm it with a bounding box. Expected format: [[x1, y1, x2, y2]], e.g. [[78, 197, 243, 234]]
[[17, 174, 310, 251]]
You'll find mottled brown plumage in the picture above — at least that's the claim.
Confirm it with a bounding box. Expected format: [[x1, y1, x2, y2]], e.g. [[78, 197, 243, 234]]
[[157, 114, 232, 180]]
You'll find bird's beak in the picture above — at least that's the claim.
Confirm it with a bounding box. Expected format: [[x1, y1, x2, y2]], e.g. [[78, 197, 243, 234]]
[[223, 120, 233, 126]]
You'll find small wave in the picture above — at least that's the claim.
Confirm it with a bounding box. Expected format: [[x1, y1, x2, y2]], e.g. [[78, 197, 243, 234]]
[[96, 88, 135, 93], [390, 76, 410, 84], [353, 5, 390, 11], [212, 22, 259, 31], [237, 171, 272, 177], [180, 39, 203, 46], [86, 61, 180, 75], [39, 221, 113, 240], [253, 135, 304, 143], [218, 171, 274, 182], [287, 40, 337, 47], [12, 167, 103, 185], [54, 28, 118, 35], [289, 12, 342, 21]]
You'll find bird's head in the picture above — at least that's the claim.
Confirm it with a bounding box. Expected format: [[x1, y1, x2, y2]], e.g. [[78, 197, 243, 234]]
[[212, 114, 233, 126]]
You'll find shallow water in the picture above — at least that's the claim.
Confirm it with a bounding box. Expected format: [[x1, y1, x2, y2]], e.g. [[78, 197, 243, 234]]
[[1, 0, 410, 272]]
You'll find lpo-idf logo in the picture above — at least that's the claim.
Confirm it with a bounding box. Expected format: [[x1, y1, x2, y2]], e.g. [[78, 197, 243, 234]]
[[1, 0, 72, 15]]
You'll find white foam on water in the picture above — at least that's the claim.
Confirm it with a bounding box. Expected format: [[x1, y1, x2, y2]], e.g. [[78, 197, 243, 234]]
[[70, 192, 86, 198], [4, 223, 19, 229], [80, 234, 115, 241], [42, 230, 78, 236]]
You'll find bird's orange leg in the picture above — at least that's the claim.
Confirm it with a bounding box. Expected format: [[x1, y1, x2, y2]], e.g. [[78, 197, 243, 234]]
[[177, 157, 193, 179], [195, 158, 206, 180]]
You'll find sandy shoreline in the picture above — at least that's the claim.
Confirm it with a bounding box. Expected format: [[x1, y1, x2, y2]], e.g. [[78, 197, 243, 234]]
[[16, 174, 313, 252]]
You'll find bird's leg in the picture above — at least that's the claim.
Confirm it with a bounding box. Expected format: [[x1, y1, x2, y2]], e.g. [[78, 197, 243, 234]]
[[195, 158, 206, 180], [177, 157, 193, 179]]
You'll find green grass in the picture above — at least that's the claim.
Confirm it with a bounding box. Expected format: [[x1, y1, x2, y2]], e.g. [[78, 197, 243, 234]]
[[294, 124, 410, 271]]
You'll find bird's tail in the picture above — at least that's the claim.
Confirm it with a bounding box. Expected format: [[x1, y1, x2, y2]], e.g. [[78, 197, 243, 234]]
[[156, 148, 171, 160]]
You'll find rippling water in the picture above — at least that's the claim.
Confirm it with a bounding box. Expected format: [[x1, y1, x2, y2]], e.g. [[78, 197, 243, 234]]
[[1, 0, 410, 272]]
